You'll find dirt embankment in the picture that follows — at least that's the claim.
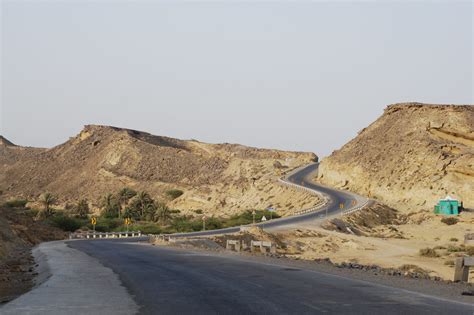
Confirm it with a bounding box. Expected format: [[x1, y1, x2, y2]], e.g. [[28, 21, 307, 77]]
[[0, 205, 66, 303], [0, 125, 319, 217], [318, 103, 473, 213]]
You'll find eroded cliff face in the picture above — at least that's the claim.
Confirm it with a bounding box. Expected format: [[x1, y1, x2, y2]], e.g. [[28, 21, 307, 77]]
[[0, 126, 319, 216], [318, 103, 474, 212]]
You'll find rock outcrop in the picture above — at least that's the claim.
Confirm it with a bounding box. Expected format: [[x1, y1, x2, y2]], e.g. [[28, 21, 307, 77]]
[[318, 103, 473, 212]]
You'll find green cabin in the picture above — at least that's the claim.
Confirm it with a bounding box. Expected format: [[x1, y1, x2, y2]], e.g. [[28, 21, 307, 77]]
[[434, 196, 461, 215]]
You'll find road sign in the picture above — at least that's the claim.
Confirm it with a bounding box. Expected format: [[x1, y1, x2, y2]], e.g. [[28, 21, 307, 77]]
[[91, 217, 97, 232], [252, 210, 256, 224], [202, 216, 207, 231], [261, 216, 267, 222], [352, 200, 356, 206], [339, 203, 344, 209], [124, 218, 132, 233]]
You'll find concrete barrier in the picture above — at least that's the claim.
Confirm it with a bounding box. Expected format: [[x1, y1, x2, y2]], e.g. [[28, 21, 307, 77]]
[[250, 240, 276, 254], [226, 240, 242, 252], [464, 233, 474, 245], [454, 256, 474, 282]]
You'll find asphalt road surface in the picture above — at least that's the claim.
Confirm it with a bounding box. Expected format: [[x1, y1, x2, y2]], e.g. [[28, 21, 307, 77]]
[[169, 163, 369, 238], [69, 239, 473, 314]]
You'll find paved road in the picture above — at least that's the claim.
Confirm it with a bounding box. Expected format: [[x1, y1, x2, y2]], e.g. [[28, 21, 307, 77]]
[[68, 239, 473, 314], [168, 163, 369, 238]]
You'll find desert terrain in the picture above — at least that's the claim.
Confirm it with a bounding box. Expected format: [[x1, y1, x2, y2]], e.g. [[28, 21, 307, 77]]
[[0, 125, 320, 217], [154, 103, 474, 282], [318, 102, 473, 212], [283, 103, 474, 281]]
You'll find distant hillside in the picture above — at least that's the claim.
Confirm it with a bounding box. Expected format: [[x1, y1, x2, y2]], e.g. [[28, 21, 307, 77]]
[[0, 125, 319, 216], [318, 103, 474, 212], [0, 136, 15, 147]]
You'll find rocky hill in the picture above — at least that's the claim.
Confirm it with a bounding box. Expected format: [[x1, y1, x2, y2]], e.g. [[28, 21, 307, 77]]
[[0, 125, 319, 216], [318, 103, 473, 212]]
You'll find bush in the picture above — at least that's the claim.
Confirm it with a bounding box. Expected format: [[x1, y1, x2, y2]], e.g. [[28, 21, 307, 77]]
[[48, 214, 83, 232], [466, 246, 474, 256], [165, 189, 184, 200], [419, 247, 439, 257], [4, 199, 28, 208], [447, 245, 465, 252], [444, 260, 455, 266], [449, 238, 458, 242], [93, 217, 123, 232], [441, 217, 458, 225], [169, 216, 203, 233]]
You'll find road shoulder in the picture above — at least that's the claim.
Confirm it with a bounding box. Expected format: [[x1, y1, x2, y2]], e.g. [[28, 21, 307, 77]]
[[0, 240, 139, 315]]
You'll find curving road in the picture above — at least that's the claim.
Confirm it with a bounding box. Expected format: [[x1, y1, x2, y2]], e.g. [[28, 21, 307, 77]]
[[3, 164, 473, 314], [168, 162, 369, 238]]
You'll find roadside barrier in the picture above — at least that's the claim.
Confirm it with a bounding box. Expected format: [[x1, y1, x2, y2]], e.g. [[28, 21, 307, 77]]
[[454, 256, 474, 283], [69, 231, 142, 239], [250, 240, 276, 254], [341, 199, 372, 216], [278, 178, 329, 215], [226, 240, 244, 252], [464, 233, 474, 245]]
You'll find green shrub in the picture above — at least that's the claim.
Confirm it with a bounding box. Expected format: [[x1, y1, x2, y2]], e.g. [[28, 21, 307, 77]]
[[194, 209, 203, 215], [4, 199, 28, 208], [48, 214, 83, 232], [169, 216, 203, 232], [441, 217, 458, 225], [449, 238, 458, 242], [93, 217, 123, 232], [165, 189, 184, 200], [447, 245, 465, 252], [419, 247, 439, 257]]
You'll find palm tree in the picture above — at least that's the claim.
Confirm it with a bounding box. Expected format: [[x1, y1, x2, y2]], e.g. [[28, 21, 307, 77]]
[[36, 192, 56, 219], [154, 202, 172, 223], [100, 193, 119, 218], [134, 191, 153, 218], [117, 188, 136, 219], [75, 199, 90, 218]]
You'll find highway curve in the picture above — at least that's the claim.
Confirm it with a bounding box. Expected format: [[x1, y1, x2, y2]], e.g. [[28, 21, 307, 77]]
[[168, 162, 369, 238]]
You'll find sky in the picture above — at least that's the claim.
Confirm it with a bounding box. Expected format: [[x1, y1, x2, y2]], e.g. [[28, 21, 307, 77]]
[[1, 0, 472, 157]]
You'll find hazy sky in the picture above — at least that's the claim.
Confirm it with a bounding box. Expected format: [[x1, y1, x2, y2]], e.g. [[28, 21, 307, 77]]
[[1, 1, 472, 157]]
